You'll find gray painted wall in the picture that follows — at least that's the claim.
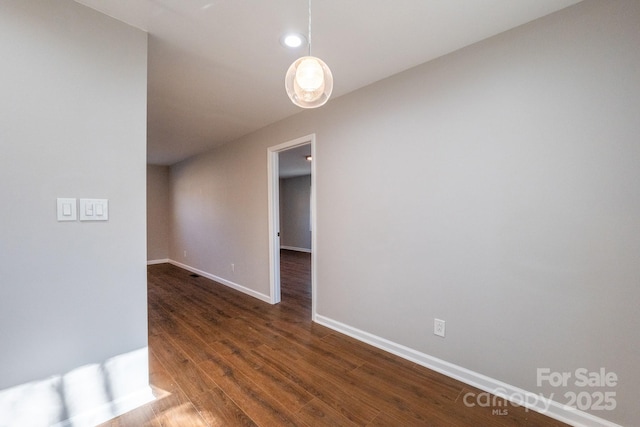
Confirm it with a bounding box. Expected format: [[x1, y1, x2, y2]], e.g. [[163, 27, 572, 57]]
[[280, 175, 312, 251], [147, 165, 171, 261], [0, 0, 148, 391], [168, 1, 639, 424]]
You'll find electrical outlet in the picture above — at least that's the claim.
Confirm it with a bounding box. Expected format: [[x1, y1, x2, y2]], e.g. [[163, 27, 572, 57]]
[[434, 319, 446, 338], [183, 250, 187, 258], [231, 263, 235, 272]]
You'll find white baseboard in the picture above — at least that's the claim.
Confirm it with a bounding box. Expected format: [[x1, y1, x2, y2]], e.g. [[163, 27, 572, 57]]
[[168, 259, 271, 304], [314, 314, 622, 427], [0, 348, 154, 427], [280, 246, 312, 253], [147, 258, 169, 265], [53, 386, 155, 427]]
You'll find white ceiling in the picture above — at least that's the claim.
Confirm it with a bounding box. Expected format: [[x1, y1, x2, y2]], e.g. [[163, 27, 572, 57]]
[[279, 144, 311, 179], [74, 0, 581, 165]]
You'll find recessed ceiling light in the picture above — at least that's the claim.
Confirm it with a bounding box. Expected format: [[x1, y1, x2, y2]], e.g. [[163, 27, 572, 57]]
[[281, 33, 306, 48]]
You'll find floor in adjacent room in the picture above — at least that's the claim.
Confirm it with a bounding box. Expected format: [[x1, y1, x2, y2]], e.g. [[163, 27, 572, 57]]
[[100, 250, 567, 426]]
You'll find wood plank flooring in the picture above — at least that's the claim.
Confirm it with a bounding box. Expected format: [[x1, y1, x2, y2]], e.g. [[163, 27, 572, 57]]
[[100, 250, 567, 426]]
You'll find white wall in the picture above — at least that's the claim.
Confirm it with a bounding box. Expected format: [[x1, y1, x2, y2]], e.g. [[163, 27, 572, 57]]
[[147, 165, 171, 261], [0, 1, 150, 425], [280, 175, 312, 251], [168, 1, 639, 425], [170, 138, 273, 299]]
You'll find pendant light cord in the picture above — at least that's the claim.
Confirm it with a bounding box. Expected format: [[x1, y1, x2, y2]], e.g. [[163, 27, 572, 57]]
[[308, 0, 312, 56]]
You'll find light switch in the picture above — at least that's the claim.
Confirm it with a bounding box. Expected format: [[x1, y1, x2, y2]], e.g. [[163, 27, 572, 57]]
[[80, 199, 108, 221], [57, 198, 77, 221]]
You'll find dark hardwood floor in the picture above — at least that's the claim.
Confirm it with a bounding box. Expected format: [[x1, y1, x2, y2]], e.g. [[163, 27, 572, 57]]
[[100, 250, 567, 426]]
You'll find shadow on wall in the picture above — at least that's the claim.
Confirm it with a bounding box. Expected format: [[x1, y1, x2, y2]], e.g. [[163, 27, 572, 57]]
[[0, 347, 153, 427]]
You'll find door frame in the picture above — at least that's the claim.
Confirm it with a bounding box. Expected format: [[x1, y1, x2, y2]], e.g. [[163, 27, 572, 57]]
[[267, 134, 316, 318]]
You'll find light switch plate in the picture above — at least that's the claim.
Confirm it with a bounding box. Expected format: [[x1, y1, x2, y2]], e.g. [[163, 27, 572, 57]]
[[80, 198, 108, 221], [57, 198, 77, 221]]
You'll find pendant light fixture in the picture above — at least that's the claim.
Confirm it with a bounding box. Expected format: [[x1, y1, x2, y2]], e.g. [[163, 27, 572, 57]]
[[285, 0, 333, 108]]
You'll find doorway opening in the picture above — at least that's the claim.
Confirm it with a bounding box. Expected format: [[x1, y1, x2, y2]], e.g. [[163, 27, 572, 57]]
[[268, 134, 316, 319]]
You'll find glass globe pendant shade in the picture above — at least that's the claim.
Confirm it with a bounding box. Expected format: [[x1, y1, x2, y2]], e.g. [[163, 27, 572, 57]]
[[285, 56, 333, 108]]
